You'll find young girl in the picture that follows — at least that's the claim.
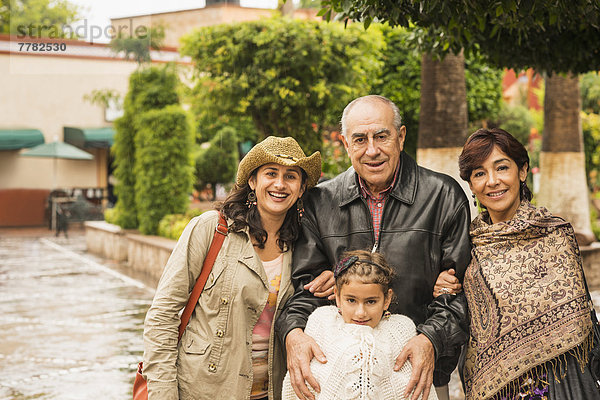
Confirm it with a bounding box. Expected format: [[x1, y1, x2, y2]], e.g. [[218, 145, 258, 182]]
[[282, 250, 438, 400]]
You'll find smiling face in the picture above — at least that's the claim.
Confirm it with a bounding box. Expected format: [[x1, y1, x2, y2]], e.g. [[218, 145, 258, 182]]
[[341, 100, 406, 196], [335, 277, 392, 329], [248, 163, 306, 221], [469, 146, 528, 224]]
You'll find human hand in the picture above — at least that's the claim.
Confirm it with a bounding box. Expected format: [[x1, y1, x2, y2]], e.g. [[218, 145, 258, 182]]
[[433, 268, 462, 297], [394, 334, 434, 400], [285, 328, 327, 400], [304, 270, 335, 300]]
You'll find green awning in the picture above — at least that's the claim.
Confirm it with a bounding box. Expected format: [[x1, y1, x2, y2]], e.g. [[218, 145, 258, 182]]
[[64, 126, 115, 148], [21, 141, 94, 160], [0, 129, 45, 150]]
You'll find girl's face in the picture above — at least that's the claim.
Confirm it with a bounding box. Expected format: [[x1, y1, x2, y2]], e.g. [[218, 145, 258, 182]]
[[248, 163, 306, 220], [334, 277, 392, 328], [469, 146, 528, 224]]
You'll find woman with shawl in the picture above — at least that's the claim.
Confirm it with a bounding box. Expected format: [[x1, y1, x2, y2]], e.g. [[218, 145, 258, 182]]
[[435, 128, 599, 399]]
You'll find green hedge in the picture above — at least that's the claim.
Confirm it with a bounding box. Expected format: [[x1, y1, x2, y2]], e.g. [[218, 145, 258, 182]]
[[134, 105, 194, 235], [157, 208, 205, 240], [110, 65, 181, 229], [195, 126, 238, 200]]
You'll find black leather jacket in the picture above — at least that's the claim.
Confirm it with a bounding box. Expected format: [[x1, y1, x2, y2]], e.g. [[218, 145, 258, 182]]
[[275, 151, 471, 385]]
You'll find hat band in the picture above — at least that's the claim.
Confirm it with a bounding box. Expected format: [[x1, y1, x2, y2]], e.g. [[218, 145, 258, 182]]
[[273, 154, 299, 162]]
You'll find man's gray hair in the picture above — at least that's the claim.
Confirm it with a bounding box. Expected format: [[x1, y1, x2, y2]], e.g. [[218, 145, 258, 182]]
[[340, 95, 403, 139]]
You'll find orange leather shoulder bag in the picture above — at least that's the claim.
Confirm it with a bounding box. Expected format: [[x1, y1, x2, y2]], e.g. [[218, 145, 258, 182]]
[[133, 213, 228, 399]]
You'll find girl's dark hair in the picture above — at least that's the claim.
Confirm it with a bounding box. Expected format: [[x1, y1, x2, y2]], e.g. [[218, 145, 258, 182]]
[[335, 250, 394, 299], [458, 128, 532, 201], [217, 169, 306, 251]]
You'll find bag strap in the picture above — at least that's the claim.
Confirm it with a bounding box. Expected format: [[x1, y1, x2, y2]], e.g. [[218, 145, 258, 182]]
[[177, 212, 228, 340]]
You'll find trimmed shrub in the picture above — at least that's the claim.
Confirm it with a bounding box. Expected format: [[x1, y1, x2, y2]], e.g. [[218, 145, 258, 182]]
[[195, 126, 239, 200], [134, 105, 194, 235], [157, 208, 205, 240], [110, 65, 180, 229], [111, 113, 138, 228], [104, 207, 118, 225]]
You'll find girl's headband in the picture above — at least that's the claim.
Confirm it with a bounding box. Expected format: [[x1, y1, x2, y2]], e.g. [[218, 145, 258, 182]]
[[333, 255, 383, 278]]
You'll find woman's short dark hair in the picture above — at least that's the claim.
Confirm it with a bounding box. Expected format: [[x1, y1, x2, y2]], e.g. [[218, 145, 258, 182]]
[[458, 128, 532, 201], [217, 169, 307, 252]]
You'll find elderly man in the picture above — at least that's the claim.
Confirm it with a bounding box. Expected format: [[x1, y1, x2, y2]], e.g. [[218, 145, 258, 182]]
[[275, 95, 471, 400]]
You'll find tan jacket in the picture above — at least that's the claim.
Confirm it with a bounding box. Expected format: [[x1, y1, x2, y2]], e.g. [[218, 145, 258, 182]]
[[143, 210, 294, 399]]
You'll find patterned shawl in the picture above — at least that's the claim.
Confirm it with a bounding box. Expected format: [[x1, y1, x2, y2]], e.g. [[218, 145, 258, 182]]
[[463, 201, 592, 400]]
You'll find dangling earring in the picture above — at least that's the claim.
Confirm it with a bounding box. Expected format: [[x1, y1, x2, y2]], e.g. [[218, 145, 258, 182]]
[[520, 181, 526, 200], [337, 307, 342, 315], [471, 193, 477, 207], [296, 197, 304, 221], [246, 191, 257, 208], [383, 310, 391, 320]]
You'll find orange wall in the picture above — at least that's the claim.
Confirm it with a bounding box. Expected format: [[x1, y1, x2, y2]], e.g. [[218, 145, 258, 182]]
[[0, 188, 50, 226]]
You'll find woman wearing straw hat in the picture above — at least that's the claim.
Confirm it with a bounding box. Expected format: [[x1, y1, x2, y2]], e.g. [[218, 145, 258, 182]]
[[142, 136, 321, 400]]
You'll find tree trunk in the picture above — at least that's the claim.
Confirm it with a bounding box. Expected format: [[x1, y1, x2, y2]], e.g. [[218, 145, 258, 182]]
[[280, 0, 295, 16], [538, 73, 595, 244], [416, 51, 476, 217]]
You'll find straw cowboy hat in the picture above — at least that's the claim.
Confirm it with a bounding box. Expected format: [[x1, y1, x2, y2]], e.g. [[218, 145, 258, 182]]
[[236, 136, 322, 189]]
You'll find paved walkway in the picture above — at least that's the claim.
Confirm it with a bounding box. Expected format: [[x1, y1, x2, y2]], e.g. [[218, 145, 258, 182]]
[[3, 227, 598, 399], [0, 228, 153, 399]]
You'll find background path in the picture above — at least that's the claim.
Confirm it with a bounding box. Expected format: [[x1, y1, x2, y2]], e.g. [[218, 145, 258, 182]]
[[1, 227, 598, 399], [0, 229, 153, 399]]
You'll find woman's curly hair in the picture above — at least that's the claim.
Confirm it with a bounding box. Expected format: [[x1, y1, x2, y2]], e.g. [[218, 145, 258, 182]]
[[217, 169, 306, 252]]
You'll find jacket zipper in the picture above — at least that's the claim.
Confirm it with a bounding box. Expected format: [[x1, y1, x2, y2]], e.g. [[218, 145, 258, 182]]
[[374, 197, 388, 253], [370, 196, 390, 254], [360, 197, 379, 253]]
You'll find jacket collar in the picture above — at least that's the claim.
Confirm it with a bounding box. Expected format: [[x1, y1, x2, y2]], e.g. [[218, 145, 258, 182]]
[[339, 151, 418, 207], [234, 220, 292, 288]]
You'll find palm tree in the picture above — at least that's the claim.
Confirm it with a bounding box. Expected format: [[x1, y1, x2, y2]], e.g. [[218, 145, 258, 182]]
[[417, 51, 476, 216], [537, 73, 595, 244]]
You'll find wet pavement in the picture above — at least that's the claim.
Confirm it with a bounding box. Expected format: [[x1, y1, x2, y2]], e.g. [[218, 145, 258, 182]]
[[1, 227, 599, 399], [0, 228, 154, 399], [0, 227, 467, 399]]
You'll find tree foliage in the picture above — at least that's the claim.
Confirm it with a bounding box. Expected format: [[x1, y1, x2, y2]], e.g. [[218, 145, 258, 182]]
[[372, 25, 421, 157], [1, 0, 80, 37], [186, 81, 258, 144], [110, 26, 165, 64], [321, 0, 600, 74], [581, 72, 600, 114], [464, 50, 504, 123], [582, 111, 600, 191], [83, 89, 122, 109], [181, 17, 384, 154], [134, 105, 194, 235], [195, 126, 239, 200], [111, 113, 138, 229], [111, 65, 180, 229], [372, 25, 503, 156], [495, 104, 536, 146]]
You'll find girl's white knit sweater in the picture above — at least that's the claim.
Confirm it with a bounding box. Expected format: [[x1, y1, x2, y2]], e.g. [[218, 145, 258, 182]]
[[281, 305, 438, 400]]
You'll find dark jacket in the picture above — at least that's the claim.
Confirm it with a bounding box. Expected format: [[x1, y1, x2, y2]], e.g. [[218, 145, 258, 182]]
[[275, 151, 471, 386]]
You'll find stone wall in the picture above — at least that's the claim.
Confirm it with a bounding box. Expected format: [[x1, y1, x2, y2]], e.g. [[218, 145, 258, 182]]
[[85, 221, 600, 291], [84, 221, 175, 288], [85, 221, 129, 262], [126, 233, 175, 287]]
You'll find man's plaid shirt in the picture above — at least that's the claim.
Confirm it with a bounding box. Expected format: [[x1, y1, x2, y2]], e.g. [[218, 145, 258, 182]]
[[357, 163, 400, 244]]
